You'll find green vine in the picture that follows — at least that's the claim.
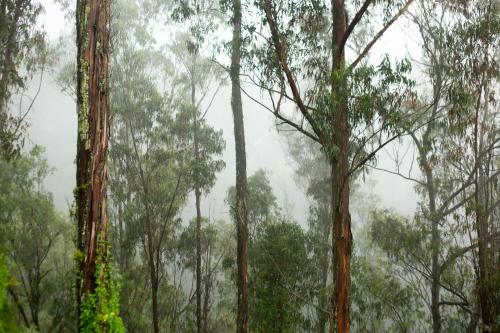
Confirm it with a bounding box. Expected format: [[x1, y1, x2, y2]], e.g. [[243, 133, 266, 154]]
[[79, 238, 124, 333]]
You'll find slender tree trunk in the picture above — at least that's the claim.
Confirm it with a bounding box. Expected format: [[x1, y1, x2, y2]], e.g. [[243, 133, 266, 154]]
[[146, 208, 160, 333], [190, 60, 204, 333], [196, 186, 202, 333], [318, 204, 330, 333], [329, 2, 351, 332], [230, 0, 249, 331], [29, 269, 41, 331], [128, 119, 160, 333], [75, 0, 111, 329], [7, 287, 29, 328], [426, 166, 441, 333], [202, 244, 212, 333], [474, 90, 492, 332], [425, 73, 443, 333]]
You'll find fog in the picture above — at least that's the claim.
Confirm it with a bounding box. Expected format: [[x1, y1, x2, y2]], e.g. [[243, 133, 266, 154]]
[[31, 1, 418, 222]]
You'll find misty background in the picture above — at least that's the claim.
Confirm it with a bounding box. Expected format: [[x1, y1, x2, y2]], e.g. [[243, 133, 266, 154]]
[[30, 0, 417, 224]]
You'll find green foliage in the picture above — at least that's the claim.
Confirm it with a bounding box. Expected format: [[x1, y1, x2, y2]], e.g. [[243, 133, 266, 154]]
[[370, 209, 430, 265], [79, 240, 124, 333], [0, 147, 75, 331], [249, 220, 311, 333], [227, 169, 279, 238], [351, 250, 423, 332], [0, 253, 22, 333]]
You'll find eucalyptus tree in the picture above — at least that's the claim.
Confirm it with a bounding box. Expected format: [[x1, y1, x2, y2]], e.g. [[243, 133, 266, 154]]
[[283, 132, 331, 332], [175, 92, 225, 333], [74, 0, 124, 330], [228, 0, 250, 329], [109, 44, 195, 332], [0, 147, 72, 331], [230, 0, 249, 326], [445, 3, 500, 330], [248, 1, 416, 331], [171, 2, 226, 330], [228, 171, 308, 332], [0, 0, 46, 157], [371, 1, 499, 331]]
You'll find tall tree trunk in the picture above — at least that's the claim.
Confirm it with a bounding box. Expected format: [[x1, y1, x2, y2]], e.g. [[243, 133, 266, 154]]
[[75, 0, 110, 328], [329, 2, 351, 332], [196, 186, 202, 333], [424, 70, 443, 333], [474, 90, 492, 333], [230, 0, 249, 331], [191, 61, 204, 333]]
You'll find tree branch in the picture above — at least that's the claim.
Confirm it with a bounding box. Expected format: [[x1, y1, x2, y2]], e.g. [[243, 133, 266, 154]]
[[348, 0, 415, 71], [338, 0, 373, 61], [261, 0, 324, 141]]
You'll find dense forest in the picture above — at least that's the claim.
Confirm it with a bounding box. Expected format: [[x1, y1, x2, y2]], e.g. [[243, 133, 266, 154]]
[[0, 0, 499, 332]]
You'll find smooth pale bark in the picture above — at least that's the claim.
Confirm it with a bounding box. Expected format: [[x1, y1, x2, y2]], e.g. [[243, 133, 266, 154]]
[[75, 0, 110, 328], [230, 0, 249, 331]]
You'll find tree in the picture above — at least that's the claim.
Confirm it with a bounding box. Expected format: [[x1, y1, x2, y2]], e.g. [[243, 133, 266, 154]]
[[109, 46, 192, 332], [251, 1, 415, 331], [227, 169, 279, 240], [172, 36, 226, 333], [228, 0, 250, 330], [171, 1, 227, 331], [0, 0, 46, 157], [177, 218, 234, 333], [351, 249, 422, 332], [75, 0, 123, 331], [372, 1, 500, 331], [0, 147, 73, 331], [249, 220, 310, 333]]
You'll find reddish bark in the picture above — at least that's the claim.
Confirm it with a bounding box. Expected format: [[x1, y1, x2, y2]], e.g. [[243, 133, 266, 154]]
[[75, 0, 110, 317], [328, 2, 351, 333]]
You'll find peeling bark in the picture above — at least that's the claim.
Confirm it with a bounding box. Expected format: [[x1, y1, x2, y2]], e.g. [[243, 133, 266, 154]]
[[75, 0, 111, 327]]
